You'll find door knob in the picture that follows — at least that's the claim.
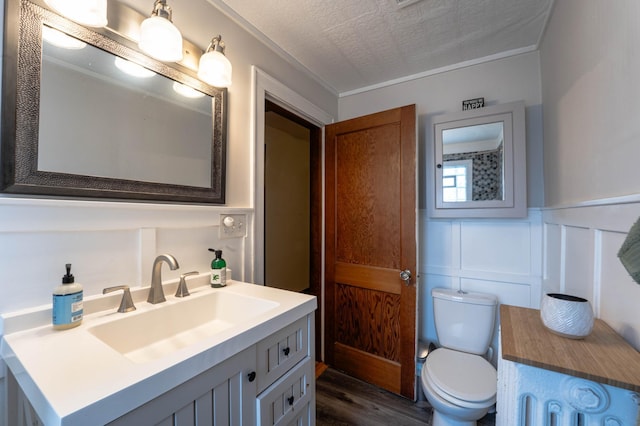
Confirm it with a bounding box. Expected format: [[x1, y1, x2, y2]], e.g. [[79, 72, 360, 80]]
[[400, 269, 412, 285]]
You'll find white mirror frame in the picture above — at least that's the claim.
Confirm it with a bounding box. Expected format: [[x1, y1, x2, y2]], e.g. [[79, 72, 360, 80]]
[[428, 101, 526, 218]]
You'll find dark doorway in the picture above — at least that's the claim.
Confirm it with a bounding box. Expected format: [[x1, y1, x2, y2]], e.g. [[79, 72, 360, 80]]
[[264, 99, 322, 360]]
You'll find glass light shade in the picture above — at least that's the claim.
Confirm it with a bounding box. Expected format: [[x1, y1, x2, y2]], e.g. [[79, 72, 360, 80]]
[[138, 16, 183, 62], [197, 50, 232, 88], [44, 0, 108, 28]]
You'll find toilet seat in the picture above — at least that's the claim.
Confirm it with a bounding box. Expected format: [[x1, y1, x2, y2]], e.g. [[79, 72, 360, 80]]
[[424, 348, 497, 409]]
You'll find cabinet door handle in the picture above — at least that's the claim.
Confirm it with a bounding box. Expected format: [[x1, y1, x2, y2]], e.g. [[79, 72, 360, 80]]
[[247, 371, 256, 382], [287, 396, 294, 406], [283, 347, 290, 356]]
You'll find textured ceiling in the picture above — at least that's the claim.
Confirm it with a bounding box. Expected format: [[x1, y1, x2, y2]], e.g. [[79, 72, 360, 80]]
[[212, 0, 553, 95]]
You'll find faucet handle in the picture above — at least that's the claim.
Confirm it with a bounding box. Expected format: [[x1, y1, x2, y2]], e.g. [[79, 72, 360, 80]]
[[175, 271, 199, 298], [103, 285, 136, 313]]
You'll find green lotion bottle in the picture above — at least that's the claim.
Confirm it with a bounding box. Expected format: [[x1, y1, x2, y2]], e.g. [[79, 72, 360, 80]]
[[208, 248, 227, 287]]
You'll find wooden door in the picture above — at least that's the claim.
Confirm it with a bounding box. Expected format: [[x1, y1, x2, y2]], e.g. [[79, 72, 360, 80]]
[[324, 104, 417, 399]]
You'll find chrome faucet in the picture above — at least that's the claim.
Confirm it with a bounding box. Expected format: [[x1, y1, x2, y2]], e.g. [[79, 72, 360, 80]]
[[147, 254, 179, 304]]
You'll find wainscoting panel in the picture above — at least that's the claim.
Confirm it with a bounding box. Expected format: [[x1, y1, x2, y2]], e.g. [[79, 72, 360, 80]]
[[0, 198, 255, 426], [460, 221, 533, 275], [562, 225, 593, 300], [543, 198, 640, 351], [599, 231, 640, 338], [0, 229, 140, 313], [420, 209, 543, 361], [543, 223, 562, 293], [156, 226, 245, 284]]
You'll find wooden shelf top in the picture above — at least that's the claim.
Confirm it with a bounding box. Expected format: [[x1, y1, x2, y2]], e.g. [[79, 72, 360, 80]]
[[500, 304, 640, 392]]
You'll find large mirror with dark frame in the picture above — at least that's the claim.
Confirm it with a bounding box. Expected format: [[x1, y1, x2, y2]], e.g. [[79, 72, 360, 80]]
[[429, 101, 526, 218], [1, 0, 227, 203]]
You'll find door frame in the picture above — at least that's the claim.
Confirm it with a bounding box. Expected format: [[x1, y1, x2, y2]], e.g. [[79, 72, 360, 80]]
[[251, 67, 334, 358]]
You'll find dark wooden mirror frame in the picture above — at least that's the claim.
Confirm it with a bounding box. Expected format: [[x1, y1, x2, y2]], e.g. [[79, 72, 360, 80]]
[[1, 0, 227, 203]]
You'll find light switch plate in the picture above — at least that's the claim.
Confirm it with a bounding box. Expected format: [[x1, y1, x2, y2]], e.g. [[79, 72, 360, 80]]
[[219, 214, 246, 239]]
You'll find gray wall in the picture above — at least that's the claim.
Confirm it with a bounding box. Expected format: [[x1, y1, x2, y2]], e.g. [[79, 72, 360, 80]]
[[540, 0, 640, 207]]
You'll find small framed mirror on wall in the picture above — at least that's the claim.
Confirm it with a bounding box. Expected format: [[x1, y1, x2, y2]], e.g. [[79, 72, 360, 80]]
[[428, 101, 526, 218]]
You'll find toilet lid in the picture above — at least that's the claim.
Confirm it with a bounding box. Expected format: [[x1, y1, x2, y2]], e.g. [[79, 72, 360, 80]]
[[425, 348, 497, 404]]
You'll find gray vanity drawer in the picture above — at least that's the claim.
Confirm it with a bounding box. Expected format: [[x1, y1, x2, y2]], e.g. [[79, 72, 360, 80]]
[[257, 356, 313, 426], [256, 315, 309, 393]]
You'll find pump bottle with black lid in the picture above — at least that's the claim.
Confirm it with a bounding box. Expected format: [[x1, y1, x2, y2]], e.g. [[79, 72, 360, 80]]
[[52, 263, 83, 330]]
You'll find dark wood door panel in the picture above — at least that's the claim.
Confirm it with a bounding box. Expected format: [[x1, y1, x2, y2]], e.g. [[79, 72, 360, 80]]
[[335, 124, 401, 269], [335, 283, 401, 360], [335, 262, 401, 294]]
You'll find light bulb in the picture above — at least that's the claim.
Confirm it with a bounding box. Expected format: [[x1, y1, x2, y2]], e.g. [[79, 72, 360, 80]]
[[198, 50, 232, 88]]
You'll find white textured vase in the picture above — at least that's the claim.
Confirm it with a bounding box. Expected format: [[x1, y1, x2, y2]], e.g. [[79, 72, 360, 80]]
[[540, 293, 594, 339]]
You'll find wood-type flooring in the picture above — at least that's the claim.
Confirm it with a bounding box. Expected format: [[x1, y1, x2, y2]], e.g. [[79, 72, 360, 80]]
[[316, 367, 496, 426]]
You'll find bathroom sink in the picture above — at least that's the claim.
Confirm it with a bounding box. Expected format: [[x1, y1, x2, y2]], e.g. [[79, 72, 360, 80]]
[[88, 290, 279, 363]]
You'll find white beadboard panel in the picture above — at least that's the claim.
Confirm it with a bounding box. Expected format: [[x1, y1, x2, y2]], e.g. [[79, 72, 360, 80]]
[[155, 226, 246, 284], [543, 198, 640, 232], [0, 199, 255, 317], [599, 230, 640, 350], [461, 278, 532, 308], [0, 230, 139, 313], [460, 221, 532, 275], [420, 209, 543, 352], [543, 200, 640, 351], [562, 225, 593, 300], [155, 226, 220, 283], [542, 223, 562, 293], [424, 220, 457, 269]]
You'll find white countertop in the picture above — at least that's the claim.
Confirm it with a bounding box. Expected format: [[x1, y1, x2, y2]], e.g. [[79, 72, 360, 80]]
[[0, 279, 317, 425]]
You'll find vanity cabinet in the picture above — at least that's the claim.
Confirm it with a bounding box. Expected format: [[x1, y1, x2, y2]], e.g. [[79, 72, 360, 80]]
[[108, 346, 257, 425], [110, 313, 315, 426], [256, 316, 314, 426], [14, 313, 315, 426]]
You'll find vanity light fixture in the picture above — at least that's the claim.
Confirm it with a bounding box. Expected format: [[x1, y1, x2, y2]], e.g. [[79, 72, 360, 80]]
[[114, 57, 156, 78], [44, 0, 108, 28], [42, 26, 87, 50], [197, 35, 232, 88], [138, 0, 183, 62], [172, 81, 205, 99]]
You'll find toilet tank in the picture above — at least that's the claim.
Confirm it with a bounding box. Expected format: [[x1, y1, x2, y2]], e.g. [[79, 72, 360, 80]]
[[432, 288, 498, 355]]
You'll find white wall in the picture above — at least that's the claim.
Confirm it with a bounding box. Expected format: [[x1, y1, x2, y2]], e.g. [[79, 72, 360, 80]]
[[540, 0, 640, 208], [0, 0, 338, 421], [117, 0, 338, 208], [339, 52, 544, 356], [0, 0, 337, 312], [540, 0, 640, 350]]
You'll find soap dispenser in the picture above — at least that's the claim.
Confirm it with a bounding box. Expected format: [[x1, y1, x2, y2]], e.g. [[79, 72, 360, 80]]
[[52, 263, 83, 330], [208, 248, 227, 287]]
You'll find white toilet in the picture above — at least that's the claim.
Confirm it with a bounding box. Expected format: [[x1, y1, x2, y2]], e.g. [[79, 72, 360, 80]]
[[421, 288, 498, 426]]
